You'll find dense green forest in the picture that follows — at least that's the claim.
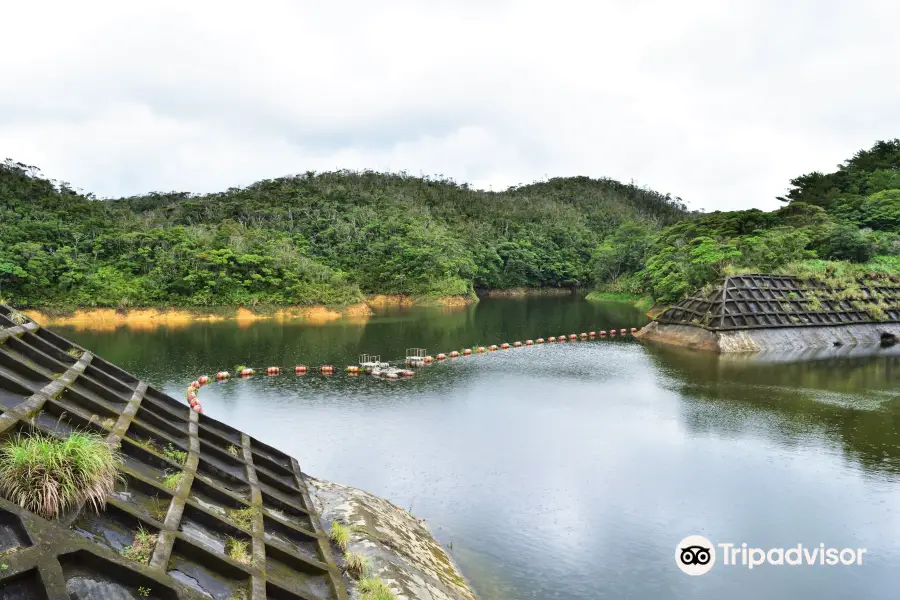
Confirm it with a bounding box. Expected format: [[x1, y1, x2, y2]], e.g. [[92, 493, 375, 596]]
[[1, 140, 897, 310], [591, 139, 900, 302], [0, 162, 688, 308]]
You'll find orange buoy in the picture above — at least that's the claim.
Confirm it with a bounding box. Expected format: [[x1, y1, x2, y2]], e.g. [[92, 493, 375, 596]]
[[424, 356, 434, 363], [569, 334, 577, 341], [536, 338, 545, 344], [320, 365, 334, 374], [599, 330, 607, 337], [476, 347, 486, 354], [266, 367, 280, 375], [620, 328, 627, 335], [463, 348, 472, 356], [216, 371, 230, 380], [489, 345, 499, 351], [525, 340, 534, 346], [513, 341, 523, 347], [192, 404, 202, 413], [346, 365, 360, 373], [580, 333, 587, 339], [449, 350, 460, 358], [610, 330, 616, 336], [437, 353, 447, 360], [241, 368, 254, 377], [295, 365, 307, 374], [198, 375, 210, 385], [557, 335, 566, 342], [501, 343, 510, 350], [589, 331, 596, 338], [548, 336, 556, 342], [631, 327, 638, 334]]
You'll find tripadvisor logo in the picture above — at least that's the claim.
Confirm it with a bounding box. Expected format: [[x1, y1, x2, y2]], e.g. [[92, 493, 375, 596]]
[[676, 535, 715, 576], [675, 535, 867, 575]]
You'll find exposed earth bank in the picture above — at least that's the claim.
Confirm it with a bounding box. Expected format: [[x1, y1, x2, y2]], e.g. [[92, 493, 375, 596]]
[[21, 294, 478, 329]]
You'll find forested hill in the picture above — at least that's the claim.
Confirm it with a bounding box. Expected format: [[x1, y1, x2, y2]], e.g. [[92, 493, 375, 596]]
[[3, 139, 896, 311], [592, 139, 900, 303], [0, 163, 690, 308]]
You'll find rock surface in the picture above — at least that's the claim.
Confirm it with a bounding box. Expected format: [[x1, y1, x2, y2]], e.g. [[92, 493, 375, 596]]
[[636, 321, 900, 353], [305, 476, 477, 600]]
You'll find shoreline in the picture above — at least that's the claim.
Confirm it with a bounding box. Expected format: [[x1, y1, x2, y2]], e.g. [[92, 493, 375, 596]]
[[20, 294, 478, 330], [19, 288, 658, 331], [585, 290, 665, 317], [478, 287, 575, 297]]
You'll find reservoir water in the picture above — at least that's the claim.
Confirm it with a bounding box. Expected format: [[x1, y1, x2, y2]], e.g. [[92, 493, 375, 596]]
[[55, 296, 900, 600]]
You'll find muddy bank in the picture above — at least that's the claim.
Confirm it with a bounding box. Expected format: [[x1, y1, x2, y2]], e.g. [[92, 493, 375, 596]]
[[306, 476, 477, 600], [479, 287, 574, 297], [22, 304, 373, 331], [20, 294, 478, 331], [367, 294, 476, 308]]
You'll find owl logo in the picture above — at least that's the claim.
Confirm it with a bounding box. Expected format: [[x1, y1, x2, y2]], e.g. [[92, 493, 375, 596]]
[[680, 545, 712, 565], [676, 536, 716, 575]]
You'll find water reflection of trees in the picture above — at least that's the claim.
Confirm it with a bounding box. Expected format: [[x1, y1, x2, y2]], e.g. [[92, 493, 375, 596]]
[[56, 297, 649, 385], [645, 344, 900, 479]]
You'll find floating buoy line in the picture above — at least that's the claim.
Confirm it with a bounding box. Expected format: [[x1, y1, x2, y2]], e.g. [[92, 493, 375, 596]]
[[184, 327, 642, 412]]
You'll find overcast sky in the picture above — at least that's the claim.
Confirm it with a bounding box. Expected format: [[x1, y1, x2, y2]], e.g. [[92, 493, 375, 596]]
[[1, 1, 898, 212]]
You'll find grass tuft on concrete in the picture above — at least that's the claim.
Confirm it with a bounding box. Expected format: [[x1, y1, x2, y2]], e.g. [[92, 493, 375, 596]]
[[329, 521, 351, 552], [225, 536, 251, 565], [162, 443, 187, 464], [357, 577, 396, 600], [8, 311, 28, 325], [120, 525, 158, 564], [344, 551, 369, 578], [226, 505, 259, 531], [0, 431, 121, 519], [161, 470, 184, 491], [150, 495, 169, 522]]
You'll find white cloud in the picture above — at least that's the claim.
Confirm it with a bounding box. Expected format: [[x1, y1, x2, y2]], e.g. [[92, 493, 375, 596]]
[[1, 0, 897, 211]]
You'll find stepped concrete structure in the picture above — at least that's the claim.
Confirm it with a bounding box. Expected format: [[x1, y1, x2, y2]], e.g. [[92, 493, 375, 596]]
[[636, 274, 900, 353], [0, 303, 478, 600]]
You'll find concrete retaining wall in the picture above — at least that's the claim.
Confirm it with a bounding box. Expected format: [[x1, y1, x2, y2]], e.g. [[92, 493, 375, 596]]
[[636, 321, 900, 354]]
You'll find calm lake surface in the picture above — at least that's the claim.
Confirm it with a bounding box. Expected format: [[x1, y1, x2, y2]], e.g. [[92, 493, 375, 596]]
[[55, 296, 900, 600]]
